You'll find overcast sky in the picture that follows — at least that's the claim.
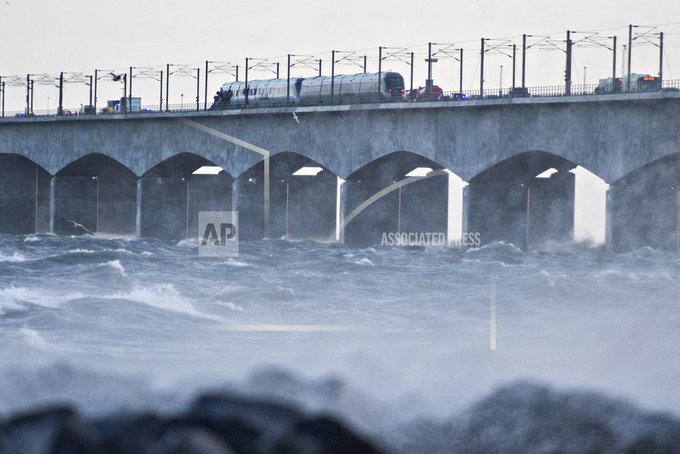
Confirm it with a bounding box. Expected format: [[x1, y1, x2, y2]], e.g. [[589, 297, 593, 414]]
[[1, 0, 679, 110]]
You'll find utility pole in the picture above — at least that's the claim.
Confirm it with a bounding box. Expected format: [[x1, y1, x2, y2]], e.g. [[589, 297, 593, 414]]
[[459, 48, 464, 95], [410, 51, 414, 94], [659, 32, 664, 86], [378, 46, 383, 95], [627, 24, 633, 92], [511, 45, 516, 91], [88, 75, 93, 108], [565, 30, 572, 96], [25, 74, 30, 115], [159, 70, 163, 111], [94, 70, 98, 113], [196, 67, 200, 111], [245, 57, 249, 106], [58, 72, 64, 116], [480, 38, 485, 96], [204, 61, 209, 110], [522, 34, 527, 88], [287, 54, 291, 102], [129, 67, 133, 112], [427, 42, 433, 91], [331, 50, 335, 100], [612, 36, 617, 81], [166, 64, 170, 112]]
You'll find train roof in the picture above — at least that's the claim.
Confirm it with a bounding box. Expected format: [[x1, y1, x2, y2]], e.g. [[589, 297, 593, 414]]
[[219, 72, 403, 91]]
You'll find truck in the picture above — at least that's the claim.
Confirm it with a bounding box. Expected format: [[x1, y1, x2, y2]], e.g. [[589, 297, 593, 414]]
[[103, 97, 142, 113], [595, 73, 661, 94]]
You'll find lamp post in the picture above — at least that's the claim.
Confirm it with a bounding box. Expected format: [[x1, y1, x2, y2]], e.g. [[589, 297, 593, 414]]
[[583, 66, 587, 86]]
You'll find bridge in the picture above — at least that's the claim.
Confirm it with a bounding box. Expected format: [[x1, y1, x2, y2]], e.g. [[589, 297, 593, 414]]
[[1, 92, 679, 251]]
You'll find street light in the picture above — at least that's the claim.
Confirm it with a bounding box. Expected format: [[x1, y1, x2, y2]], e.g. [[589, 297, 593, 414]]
[[181, 93, 184, 110], [583, 66, 587, 86]]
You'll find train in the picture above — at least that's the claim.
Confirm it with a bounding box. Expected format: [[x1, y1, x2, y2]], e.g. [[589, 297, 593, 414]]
[[210, 72, 405, 108]]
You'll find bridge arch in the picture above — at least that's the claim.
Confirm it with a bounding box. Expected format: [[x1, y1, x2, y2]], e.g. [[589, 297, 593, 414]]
[[140, 152, 234, 240], [468, 150, 580, 248], [0, 154, 51, 234], [53, 153, 137, 235], [343, 151, 461, 246], [236, 151, 339, 241]]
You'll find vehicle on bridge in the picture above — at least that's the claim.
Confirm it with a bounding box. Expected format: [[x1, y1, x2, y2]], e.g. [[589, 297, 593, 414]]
[[210, 72, 405, 108], [595, 73, 661, 94], [404, 85, 444, 101]]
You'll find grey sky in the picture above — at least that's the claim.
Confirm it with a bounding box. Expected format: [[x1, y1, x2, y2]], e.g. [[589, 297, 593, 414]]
[[1, 0, 679, 110]]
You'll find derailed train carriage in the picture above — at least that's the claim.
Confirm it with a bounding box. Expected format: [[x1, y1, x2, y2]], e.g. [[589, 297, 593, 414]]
[[211, 72, 405, 109]]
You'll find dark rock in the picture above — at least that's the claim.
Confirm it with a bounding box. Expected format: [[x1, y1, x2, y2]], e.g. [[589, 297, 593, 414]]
[[255, 415, 382, 454], [392, 382, 680, 454], [190, 392, 303, 434], [93, 412, 167, 454], [160, 426, 235, 454], [0, 393, 383, 454], [0, 407, 97, 454]]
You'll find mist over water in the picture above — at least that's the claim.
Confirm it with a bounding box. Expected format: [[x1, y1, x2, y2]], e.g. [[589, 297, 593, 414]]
[[1, 233, 679, 446]]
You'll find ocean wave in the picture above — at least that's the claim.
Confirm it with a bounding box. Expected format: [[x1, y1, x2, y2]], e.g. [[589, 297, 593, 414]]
[[0, 251, 30, 263], [112, 284, 202, 317], [0, 286, 84, 313]]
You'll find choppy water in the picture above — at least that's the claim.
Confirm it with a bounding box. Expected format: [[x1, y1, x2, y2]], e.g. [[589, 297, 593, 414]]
[[1, 234, 680, 445]]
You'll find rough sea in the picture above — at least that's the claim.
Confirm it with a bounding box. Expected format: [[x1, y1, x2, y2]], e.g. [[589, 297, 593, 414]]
[[1, 233, 680, 451]]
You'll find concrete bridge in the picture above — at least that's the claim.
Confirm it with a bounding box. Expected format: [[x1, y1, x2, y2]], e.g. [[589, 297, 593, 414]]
[[1, 92, 679, 250]]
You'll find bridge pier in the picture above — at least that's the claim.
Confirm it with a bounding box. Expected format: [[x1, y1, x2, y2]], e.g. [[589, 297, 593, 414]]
[[237, 154, 337, 242], [467, 152, 576, 249], [0, 155, 50, 234], [608, 157, 680, 252]]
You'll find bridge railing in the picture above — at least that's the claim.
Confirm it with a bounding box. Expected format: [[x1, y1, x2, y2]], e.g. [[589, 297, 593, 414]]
[[1, 79, 679, 119]]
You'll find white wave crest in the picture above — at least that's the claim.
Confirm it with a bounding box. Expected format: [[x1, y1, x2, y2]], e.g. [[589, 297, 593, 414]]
[[112, 284, 201, 317], [99, 259, 126, 276], [0, 252, 30, 263], [0, 286, 84, 313]]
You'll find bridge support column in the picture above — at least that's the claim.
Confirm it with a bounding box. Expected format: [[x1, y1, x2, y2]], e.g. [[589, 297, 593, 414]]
[[49, 177, 55, 234], [135, 177, 142, 239], [609, 180, 680, 252], [231, 179, 239, 215], [604, 189, 612, 252], [462, 185, 470, 243], [336, 177, 346, 243], [0, 155, 50, 234]]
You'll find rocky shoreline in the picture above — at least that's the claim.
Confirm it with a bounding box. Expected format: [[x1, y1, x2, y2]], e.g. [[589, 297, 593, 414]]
[[0, 392, 382, 454], [2, 372, 680, 454]]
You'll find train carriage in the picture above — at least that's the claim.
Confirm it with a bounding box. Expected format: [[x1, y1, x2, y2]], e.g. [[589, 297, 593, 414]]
[[211, 72, 404, 108]]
